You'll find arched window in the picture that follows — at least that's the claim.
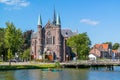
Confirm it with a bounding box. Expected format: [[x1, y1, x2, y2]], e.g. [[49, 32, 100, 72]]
[[46, 31, 52, 44]]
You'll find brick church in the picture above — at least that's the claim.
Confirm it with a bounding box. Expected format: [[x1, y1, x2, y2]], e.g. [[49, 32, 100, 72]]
[[31, 10, 77, 61]]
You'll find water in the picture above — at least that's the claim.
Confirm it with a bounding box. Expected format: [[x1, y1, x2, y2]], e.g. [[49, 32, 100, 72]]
[[0, 66, 120, 80]]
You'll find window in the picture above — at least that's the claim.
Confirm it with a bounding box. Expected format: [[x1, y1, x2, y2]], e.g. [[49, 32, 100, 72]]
[[46, 31, 52, 44], [53, 36, 55, 44], [47, 37, 52, 44]]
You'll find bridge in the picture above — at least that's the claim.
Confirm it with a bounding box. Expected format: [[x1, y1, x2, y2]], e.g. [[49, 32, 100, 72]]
[[60, 60, 120, 70]]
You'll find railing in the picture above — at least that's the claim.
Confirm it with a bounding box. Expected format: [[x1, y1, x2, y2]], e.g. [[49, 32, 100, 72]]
[[61, 60, 120, 66]]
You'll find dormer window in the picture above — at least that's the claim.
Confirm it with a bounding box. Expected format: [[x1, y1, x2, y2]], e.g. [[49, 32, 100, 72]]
[[66, 32, 68, 35], [65, 32, 68, 37]]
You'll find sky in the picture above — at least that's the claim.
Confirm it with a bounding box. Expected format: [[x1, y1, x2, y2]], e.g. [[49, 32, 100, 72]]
[[0, 0, 120, 46]]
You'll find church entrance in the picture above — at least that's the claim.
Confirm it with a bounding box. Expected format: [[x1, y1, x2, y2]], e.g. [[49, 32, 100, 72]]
[[44, 50, 54, 61], [44, 47, 57, 62], [45, 54, 53, 61]]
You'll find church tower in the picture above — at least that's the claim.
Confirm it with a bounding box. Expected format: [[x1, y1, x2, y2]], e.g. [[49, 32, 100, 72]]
[[52, 8, 56, 25], [55, 14, 62, 61], [36, 15, 43, 59]]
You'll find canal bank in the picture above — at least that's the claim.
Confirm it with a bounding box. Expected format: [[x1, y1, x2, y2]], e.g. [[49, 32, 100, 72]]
[[0, 64, 117, 71], [0, 61, 120, 70], [0, 62, 56, 70]]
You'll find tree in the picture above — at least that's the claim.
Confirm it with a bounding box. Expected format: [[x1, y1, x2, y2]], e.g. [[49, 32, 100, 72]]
[[0, 28, 5, 58], [0, 28, 8, 61], [67, 32, 91, 59], [0, 28, 4, 49], [22, 48, 30, 61], [112, 43, 120, 50], [4, 22, 24, 59], [7, 48, 13, 65]]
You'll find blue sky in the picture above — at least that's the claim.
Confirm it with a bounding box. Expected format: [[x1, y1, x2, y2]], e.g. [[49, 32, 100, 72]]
[[0, 0, 120, 46]]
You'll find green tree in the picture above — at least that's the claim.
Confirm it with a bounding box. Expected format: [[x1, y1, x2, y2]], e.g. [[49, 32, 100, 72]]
[[112, 43, 120, 50], [7, 48, 13, 65], [22, 48, 30, 61], [4, 22, 24, 59], [0, 28, 8, 61], [0, 28, 5, 57], [67, 32, 91, 59]]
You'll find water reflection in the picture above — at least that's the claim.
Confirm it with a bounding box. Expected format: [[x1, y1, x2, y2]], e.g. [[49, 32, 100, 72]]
[[0, 69, 89, 80], [60, 69, 88, 80], [0, 70, 15, 80], [0, 67, 120, 80]]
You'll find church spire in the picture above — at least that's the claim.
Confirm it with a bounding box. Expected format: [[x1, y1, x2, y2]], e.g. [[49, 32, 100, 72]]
[[38, 14, 42, 26], [52, 8, 56, 25], [56, 14, 61, 26]]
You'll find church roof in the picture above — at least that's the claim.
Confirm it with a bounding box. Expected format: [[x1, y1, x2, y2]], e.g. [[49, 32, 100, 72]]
[[61, 29, 77, 38], [31, 29, 77, 39], [31, 32, 38, 39]]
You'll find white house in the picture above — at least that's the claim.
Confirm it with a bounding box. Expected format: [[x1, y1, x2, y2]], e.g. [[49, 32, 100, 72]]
[[88, 54, 96, 60]]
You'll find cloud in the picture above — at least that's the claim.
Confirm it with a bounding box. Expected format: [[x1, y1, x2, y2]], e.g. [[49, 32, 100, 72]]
[[80, 19, 99, 26], [0, 0, 30, 10]]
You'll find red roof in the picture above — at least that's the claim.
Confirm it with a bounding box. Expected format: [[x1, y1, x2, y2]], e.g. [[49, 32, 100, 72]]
[[95, 44, 101, 48], [102, 44, 109, 50], [94, 44, 109, 50]]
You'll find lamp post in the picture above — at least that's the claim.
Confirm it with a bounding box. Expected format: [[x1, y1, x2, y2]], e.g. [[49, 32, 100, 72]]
[[66, 54, 68, 62], [1, 55, 3, 62]]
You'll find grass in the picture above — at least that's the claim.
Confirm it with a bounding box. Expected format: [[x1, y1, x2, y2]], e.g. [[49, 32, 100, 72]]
[[0, 64, 56, 70]]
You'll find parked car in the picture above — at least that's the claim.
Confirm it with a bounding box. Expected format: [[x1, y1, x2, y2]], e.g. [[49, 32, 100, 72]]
[[9, 58, 22, 62], [10, 59, 17, 62]]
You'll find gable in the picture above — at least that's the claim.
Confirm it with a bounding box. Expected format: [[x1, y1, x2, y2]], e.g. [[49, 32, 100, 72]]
[[89, 48, 101, 57], [45, 21, 56, 29]]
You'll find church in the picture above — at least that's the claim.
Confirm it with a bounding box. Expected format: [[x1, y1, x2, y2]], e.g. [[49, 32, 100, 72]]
[[31, 10, 77, 62]]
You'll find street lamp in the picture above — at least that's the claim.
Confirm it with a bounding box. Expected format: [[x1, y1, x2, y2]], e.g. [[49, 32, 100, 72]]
[[66, 54, 68, 61], [1, 55, 3, 62]]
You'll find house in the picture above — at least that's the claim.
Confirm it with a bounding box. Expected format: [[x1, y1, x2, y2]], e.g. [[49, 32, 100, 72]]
[[88, 54, 96, 60], [89, 44, 112, 58], [89, 48, 101, 57]]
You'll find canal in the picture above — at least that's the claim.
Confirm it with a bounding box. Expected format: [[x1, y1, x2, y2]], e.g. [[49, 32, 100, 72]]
[[0, 66, 120, 80]]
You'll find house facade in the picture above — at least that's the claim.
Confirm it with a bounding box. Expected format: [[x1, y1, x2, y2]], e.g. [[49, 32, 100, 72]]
[[89, 44, 120, 60], [31, 10, 77, 61], [89, 44, 112, 58]]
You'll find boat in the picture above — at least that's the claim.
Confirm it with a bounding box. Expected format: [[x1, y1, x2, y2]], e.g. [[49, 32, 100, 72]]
[[50, 69, 62, 72]]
